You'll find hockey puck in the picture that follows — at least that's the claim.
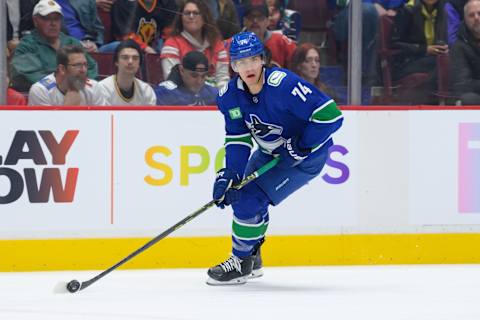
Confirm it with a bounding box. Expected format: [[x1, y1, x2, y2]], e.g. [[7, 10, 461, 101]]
[[66, 280, 81, 293]]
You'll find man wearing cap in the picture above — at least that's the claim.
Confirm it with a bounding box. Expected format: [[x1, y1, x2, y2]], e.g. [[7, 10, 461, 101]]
[[10, 0, 98, 92], [100, 40, 156, 106], [155, 51, 218, 106], [226, 0, 296, 69]]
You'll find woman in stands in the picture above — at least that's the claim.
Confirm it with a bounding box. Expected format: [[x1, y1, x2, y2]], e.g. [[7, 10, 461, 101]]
[[160, 0, 229, 89], [291, 43, 337, 100]]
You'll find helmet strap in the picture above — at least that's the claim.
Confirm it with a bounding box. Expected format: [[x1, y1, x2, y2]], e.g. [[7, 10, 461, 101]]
[[256, 66, 264, 84]]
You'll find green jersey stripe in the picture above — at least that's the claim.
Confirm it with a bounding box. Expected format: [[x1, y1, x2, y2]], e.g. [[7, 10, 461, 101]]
[[226, 133, 251, 139], [225, 135, 253, 148], [309, 100, 342, 122], [225, 141, 253, 149], [312, 114, 344, 124]]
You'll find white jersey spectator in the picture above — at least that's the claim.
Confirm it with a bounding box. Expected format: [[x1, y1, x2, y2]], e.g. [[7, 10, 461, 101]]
[[29, 72, 106, 105], [100, 75, 156, 105], [28, 45, 105, 106], [99, 40, 156, 106]]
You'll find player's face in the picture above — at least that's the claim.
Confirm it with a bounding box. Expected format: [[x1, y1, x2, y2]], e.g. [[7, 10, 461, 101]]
[[182, 3, 204, 34], [65, 53, 88, 88], [233, 55, 264, 85], [33, 13, 62, 41], [244, 11, 269, 38], [465, 1, 480, 37], [180, 64, 208, 93], [299, 49, 320, 82], [116, 48, 141, 76]]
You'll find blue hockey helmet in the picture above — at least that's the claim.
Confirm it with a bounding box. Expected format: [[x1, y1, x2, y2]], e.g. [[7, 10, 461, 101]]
[[230, 32, 264, 62]]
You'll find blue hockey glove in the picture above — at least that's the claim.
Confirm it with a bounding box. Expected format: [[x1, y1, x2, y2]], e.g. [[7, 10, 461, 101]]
[[213, 168, 241, 209], [273, 137, 311, 169]]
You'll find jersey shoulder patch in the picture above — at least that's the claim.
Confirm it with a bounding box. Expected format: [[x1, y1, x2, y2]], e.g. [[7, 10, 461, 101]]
[[218, 83, 229, 97], [160, 80, 178, 90], [39, 76, 56, 90], [267, 70, 287, 87]]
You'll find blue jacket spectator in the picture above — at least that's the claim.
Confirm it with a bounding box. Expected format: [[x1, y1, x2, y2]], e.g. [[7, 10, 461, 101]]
[[56, 0, 105, 50], [155, 51, 218, 106], [444, 0, 468, 45]]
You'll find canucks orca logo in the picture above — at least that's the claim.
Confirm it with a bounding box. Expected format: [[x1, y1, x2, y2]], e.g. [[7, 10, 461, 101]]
[[247, 114, 283, 137], [245, 114, 285, 153]]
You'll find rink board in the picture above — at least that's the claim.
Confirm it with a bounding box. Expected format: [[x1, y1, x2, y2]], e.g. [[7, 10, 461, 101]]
[[1, 106, 480, 270]]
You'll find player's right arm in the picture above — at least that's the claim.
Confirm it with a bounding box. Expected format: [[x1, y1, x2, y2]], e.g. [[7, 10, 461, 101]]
[[213, 83, 252, 207], [216, 83, 253, 178]]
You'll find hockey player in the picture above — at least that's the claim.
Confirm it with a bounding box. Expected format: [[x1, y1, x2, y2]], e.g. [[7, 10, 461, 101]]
[[207, 31, 343, 285]]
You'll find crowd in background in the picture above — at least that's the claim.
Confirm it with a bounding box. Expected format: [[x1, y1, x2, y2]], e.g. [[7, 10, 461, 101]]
[[4, 0, 480, 106]]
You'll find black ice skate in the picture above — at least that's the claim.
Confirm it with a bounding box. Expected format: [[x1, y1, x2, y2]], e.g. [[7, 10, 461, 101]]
[[206, 255, 254, 285], [249, 249, 263, 279]]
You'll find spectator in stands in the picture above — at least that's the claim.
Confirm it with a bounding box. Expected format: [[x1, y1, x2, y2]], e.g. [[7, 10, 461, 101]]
[[7, 0, 37, 54], [101, 0, 177, 54], [28, 45, 106, 105], [228, 0, 296, 68], [160, 0, 229, 88], [291, 43, 337, 100], [55, 0, 105, 52], [267, 0, 282, 30], [100, 40, 156, 105], [10, 0, 98, 92], [450, 0, 480, 105], [155, 51, 218, 105], [96, 0, 116, 12], [444, 0, 468, 44], [214, 0, 241, 39], [391, 0, 448, 81]]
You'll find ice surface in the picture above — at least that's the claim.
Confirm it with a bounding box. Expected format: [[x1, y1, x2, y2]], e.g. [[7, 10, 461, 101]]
[[1, 265, 479, 320]]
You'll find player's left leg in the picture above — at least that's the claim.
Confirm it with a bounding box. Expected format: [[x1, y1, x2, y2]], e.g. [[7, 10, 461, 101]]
[[207, 182, 270, 285]]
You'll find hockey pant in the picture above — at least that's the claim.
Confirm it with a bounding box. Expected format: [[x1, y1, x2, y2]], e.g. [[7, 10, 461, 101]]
[[231, 147, 329, 258]]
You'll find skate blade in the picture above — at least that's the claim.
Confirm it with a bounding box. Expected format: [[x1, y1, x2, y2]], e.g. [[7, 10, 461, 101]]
[[248, 268, 263, 279], [206, 275, 248, 286]]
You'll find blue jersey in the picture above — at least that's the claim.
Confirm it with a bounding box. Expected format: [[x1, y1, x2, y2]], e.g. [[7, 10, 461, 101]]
[[155, 80, 218, 106], [217, 67, 343, 176]]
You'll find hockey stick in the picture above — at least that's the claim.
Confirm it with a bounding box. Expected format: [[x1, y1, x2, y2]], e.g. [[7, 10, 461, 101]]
[[53, 157, 279, 294]]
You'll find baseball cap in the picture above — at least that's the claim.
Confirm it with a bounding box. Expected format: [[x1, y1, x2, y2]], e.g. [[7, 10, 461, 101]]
[[33, 0, 63, 17], [182, 51, 209, 72], [244, 0, 269, 17]]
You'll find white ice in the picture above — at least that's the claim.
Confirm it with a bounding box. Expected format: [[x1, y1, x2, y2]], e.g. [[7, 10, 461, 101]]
[[1, 265, 479, 320]]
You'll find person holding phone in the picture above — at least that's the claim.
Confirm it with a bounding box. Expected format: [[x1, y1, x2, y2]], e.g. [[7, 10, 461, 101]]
[[390, 0, 448, 103]]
